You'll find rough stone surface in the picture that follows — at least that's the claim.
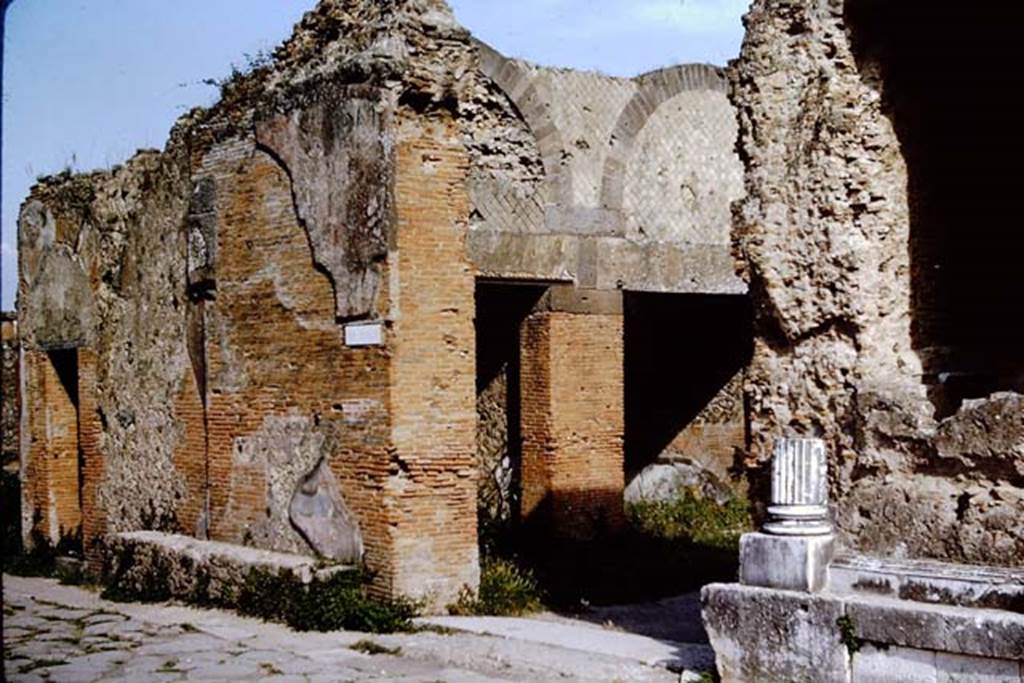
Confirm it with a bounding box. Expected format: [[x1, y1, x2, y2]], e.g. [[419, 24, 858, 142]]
[[731, 0, 1024, 566], [830, 552, 1024, 614], [1, 313, 18, 467], [701, 583, 851, 682], [624, 462, 732, 507], [702, 581, 1024, 681], [103, 531, 352, 601], [289, 457, 363, 563], [846, 597, 1024, 662]]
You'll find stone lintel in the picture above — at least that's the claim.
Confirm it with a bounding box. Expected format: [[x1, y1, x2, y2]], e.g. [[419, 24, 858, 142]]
[[536, 285, 623, 316], [544, 206, 625, 237], [739, 531, 834, 593]]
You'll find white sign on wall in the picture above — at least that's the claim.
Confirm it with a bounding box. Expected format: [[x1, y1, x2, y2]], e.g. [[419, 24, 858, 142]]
[[344, 322, 384, 347]]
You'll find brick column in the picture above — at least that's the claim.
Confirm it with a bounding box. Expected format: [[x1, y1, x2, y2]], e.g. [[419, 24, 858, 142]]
[[519, 287, 625, 540], [387, 111, 479, 608], [77, 348, 106, 569]]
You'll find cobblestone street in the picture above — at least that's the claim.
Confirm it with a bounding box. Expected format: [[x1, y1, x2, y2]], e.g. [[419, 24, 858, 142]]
[[3, 575, 705, 682]]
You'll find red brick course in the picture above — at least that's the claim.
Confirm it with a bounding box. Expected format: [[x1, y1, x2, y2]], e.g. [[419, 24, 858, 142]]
[[520, 311, 625, 539]]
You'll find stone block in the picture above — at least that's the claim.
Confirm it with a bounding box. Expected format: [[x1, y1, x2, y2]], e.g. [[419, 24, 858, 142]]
[[701, 583, 850, 682], [935, 652, 1021, 682], [846, 595, 1024, 661], [853, 644, 937, 683], [739, 531, 834, 593], [289, 458, 363, 563]]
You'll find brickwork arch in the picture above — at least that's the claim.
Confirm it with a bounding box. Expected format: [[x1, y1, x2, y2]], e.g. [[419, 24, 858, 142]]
[[600, 64, 728, 212], [474, 40, 572, 207]]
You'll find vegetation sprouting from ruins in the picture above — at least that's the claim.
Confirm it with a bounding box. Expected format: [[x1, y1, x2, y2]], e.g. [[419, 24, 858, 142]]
[[836, 614, 863, 656], [625, 486, 752, 551], [475, 486, 752, 609], [449, 556, 543, 617]]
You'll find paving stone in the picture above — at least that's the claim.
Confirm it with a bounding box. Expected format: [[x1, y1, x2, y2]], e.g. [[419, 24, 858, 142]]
[[37, 608, 92, 621], [180, 659, 262, 679], [133, 633, 224, 656], [5, 574, 694, 682], [4, 630, 35, 643]]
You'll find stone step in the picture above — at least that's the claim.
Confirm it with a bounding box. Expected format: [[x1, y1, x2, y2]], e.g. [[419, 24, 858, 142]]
[[830, 552, 1024, 614], [417, 614, 715, 674]]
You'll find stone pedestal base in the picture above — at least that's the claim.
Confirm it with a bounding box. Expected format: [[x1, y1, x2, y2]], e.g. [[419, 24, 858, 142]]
[[739, 531, 834, 593]]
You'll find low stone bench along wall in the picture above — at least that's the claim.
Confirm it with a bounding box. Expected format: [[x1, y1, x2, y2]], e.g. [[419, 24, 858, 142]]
[[102, 531, 352, 605]]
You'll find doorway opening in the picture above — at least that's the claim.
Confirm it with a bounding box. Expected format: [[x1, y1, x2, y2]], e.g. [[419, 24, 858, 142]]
[[473, 280, 547, 552], [847, 1, 1022, 415], [43, 347, 84, 554]]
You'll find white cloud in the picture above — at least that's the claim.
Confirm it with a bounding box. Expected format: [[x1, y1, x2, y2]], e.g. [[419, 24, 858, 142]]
[[629, 0, 750, 33], [556, 0, 749, 43]]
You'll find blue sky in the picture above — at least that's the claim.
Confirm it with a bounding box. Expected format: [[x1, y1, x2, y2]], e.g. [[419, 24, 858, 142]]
[[1, 0, 749, 309]]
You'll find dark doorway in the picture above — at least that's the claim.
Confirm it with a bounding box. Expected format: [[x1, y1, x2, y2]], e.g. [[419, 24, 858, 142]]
[[624, 293, 752, 481], [847, 1, 1023, 415], [473, 280, 547, 548]]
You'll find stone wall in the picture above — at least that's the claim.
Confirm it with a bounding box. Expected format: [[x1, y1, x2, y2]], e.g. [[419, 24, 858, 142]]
[[16, 0, 487, 605], [731, 0, 1023, 565], [18, 151, 193, 555], [1, 313, 18, 469], [469, 47, 746, 295]]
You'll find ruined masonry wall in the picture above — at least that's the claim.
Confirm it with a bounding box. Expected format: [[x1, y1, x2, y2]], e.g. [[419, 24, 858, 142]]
[[190, 132, 394, 575], [1, 315, 17, 467], [731, 0, 1023, 565], [469, 49, 746, 295], [17, 151, 194, 558]]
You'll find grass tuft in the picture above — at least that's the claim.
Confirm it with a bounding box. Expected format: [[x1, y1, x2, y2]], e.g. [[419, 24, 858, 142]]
[[448, 556, 543, 616]]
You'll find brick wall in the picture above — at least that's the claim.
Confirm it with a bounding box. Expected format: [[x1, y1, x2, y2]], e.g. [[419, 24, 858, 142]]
[[519, 310, 625, 540], [194, 135, 394, 577], [77, 348, 104, 567], [22, 349, 83, 546], [1, 316, 18, 467], [388, 110, 479, 607]]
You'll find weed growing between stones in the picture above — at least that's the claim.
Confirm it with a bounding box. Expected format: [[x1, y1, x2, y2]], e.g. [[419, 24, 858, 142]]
[[448, 556, 543, 616], [259, 662, 285, 675], [836, 614, 862, 656], [350, 639, 402, 655]]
